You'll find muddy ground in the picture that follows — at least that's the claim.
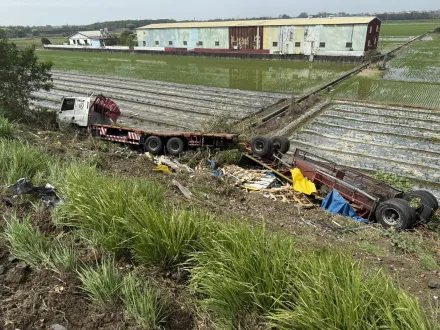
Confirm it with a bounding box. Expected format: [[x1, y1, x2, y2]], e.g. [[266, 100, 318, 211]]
[[1, 125, 440, 329]]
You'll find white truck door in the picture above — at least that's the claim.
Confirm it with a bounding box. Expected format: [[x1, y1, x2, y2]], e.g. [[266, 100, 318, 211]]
[[73, 98, 90, 127], [59, 98, 76, 123]]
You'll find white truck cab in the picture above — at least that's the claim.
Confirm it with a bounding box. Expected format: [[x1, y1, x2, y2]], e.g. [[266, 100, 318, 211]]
[[58, 96, 115, 127]]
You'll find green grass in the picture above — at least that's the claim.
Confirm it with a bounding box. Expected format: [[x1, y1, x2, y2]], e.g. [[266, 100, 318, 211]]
[[0, 140, 55, 186], [267, 251, 436, 330], [0, 115, 15, 139], [36, 50, 356, 94], [122, 273, 167, 328], [3, 216, 77, 273], [333, 76, 440, 108], [189, 221, 297, 328], [78, 259, 124, 308], [381, 20, 440, 37], [127, 206, 211, 268], [420, 253, 440, 271], [11, 37, 67, 49], [54, 165, 164, 253]]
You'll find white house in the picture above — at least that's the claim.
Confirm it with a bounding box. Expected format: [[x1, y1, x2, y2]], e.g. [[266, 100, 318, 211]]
[[68, 30, 111, 47]]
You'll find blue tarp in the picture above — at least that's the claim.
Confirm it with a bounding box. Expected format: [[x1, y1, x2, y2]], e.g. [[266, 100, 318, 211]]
[[321, 189, 368, 223]]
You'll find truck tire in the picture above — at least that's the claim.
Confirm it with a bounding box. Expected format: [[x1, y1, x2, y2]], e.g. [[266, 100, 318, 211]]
[[271, 136, 291, 154], [403, 190, 438, 222], [166, 137, 185, 156], [251, 136, 273, 157], [375, 198, 416, 230], [145, 136, 163, 154]]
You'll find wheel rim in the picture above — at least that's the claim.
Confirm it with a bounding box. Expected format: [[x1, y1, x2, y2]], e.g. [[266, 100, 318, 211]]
[[149, 141, 158, 149], [382, 207, 402, 226], [171, 141, 180, 151], [255, 141, 264, 152]]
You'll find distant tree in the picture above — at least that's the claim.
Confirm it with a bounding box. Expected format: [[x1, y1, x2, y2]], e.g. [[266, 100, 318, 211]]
[[31, 29, 39, 36], [278, 14, 290, 19], [41, 37, 51, 45], [118, 30, 136, 46], [298, 12, 308, 18], [126, 24, 136, 30], [0, 30, 53, 118], [16, 29, 26, 38]]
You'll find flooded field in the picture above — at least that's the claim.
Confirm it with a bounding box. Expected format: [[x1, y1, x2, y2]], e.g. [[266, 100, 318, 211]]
[[380, 20, 440, 37], [37, 50, 356, 94], [287, 101, 440, 198]]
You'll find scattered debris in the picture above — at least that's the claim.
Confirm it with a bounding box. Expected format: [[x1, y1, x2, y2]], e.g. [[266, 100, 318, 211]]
[[221, 165, 278, 190], [172, 180, 194, 200], [154, 164, 172, 175], [50, 324, 67, 330], [322, 190, 368, 223], [428, 281, 440, 289], [145, 152, 194, 173], [7, 178, 63, 207]]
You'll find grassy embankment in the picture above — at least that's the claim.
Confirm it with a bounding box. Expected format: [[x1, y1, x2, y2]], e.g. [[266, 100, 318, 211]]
[[0, 115, 438, 329]]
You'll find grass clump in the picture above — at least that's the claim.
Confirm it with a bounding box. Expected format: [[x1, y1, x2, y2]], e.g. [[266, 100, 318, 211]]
[[267, 251, 436, 330], [3, 216, 77, 273], [127, 206, 211, 269], [420, 253, 440, 271], [54, 165, 164, 253], [122, 273, 167, 328], [0, 140, 54, 186], [189, 221, 296, 328], [78, 259, 123, 308], [0, 115, 15, 139]]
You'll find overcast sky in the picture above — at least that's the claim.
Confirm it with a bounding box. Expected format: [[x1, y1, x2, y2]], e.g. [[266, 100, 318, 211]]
[[0, 0, 437, 26]]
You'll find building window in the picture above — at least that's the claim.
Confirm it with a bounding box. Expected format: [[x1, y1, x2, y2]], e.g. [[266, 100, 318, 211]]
[[346, 42, 353, 48], [369, 26, 372, 33], [198, 41, 203, 46], [155, 41, 159, 45], [215, 41, 219, 46], [143, 41, 146, 46], [169, 41, 173, 46], [295, 42, 301, 47], [368, 40, 372, 47], [183, 41, 187, 46], [272, 42, 278, 47], [374, 37, 377, 45], [319, 42, 326, 48]]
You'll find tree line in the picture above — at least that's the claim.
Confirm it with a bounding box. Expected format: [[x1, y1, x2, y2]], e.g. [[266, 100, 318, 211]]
[[1, 9, 439, 39]]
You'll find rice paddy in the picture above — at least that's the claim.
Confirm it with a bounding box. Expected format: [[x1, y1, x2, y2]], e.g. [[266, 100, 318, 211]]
[[380, 20, 440, 37], [36, 50, 356, 94], [334, 34, 440, 108]]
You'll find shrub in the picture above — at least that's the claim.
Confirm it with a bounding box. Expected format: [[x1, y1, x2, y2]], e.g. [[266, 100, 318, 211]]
[[189, 221, 296, 328], [78, 259, 123, 308], [373, 171, 413, 193], [54, 165, 164, 253], [122, 273, 167, 328]]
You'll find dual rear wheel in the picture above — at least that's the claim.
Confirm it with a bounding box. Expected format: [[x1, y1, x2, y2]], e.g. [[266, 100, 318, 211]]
[[250, 136, 291, 157], [144, 136, 185, 156]]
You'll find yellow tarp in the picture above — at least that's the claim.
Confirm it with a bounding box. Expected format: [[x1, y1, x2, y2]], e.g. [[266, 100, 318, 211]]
[[291, 168, 317, 195]]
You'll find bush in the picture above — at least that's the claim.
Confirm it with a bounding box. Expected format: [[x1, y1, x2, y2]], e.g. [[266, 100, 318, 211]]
[[189, 221, 296, 328], [78, 259, 123, 308], [122, 273, 167, 328], [0, 115, 14, 139], [54, 165, 164, 253]]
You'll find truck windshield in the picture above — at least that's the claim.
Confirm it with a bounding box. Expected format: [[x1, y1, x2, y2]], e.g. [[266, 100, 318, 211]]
[[61, 98, 75, 111]]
